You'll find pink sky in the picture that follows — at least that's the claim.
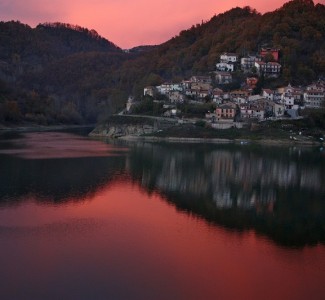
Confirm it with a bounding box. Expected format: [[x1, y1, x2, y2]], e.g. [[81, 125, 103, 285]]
[[0, 0, 323, 48]]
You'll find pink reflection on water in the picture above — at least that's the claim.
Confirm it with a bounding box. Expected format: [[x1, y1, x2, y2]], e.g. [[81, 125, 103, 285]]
[[0, 132, 128, 159], [0, 181, 324, 300]]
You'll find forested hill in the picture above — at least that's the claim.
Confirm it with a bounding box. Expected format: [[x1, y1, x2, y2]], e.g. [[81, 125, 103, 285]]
[[0, 21, 121, 64], [0, 0, 324, 125], [124, 0, 324, 90], [0, 21, 126, 124]]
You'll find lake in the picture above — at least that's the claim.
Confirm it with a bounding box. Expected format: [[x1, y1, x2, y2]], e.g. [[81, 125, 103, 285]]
[[0, 129, 324, 300]]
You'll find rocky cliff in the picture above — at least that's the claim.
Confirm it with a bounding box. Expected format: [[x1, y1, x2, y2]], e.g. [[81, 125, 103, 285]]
[[89, 115, 178, 138]]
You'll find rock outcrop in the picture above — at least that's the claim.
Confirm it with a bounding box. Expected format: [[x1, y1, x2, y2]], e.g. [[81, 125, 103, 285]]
[[89, 115, 178, 138]]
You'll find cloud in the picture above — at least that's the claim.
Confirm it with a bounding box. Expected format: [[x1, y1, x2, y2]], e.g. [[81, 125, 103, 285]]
[[0, 0, 68, 24]]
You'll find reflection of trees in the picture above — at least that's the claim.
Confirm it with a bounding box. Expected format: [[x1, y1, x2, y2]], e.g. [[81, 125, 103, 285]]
[[126, 143, 325, 247], [0, 155, 126, 205]]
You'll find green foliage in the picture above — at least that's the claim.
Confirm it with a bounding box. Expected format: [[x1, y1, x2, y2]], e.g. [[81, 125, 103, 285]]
[[130, 96, 164, 116], [2, 101, 21, 122], [178, 103, 216, 117], [195, 120, 207, 127], [301, 109, 325, 130]]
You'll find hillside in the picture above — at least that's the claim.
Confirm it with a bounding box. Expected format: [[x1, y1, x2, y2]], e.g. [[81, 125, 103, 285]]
[[0, 0, 324, 125], [0, 22, 127, 124], [123, 0, 324, 91]]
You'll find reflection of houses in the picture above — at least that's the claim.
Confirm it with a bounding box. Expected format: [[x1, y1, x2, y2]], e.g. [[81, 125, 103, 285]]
[[214, 190, 233, 208], [132, 143, 324, 218]]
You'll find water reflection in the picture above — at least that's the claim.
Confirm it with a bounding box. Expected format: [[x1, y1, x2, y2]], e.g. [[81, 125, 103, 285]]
[[125, 142, 325, 247], [1, 132, 325, 247], [0, 132, 127, 204], [1, 132, 325, 300]]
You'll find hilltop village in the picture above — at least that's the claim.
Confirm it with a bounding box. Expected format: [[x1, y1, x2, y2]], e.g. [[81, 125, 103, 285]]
[[126, 48, 324, 128]]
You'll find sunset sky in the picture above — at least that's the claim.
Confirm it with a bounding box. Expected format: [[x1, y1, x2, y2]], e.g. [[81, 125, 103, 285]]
[[0, 0, 323, 48]]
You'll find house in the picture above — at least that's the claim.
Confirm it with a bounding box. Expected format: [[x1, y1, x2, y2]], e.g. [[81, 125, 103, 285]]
[[230, 90, 250, 100], [277, 84, 302, 105], [215, 72, 232, 84], [233, 97, 247, 105], [169, 91, 185, 103], [181, 80, 192, 90], [273, 92, 282, 103], [240, 104, 254, 119], [216, 61, 235, 72], [262, 89, 274, 101], [273, 102, 285, 117], [248, 95, 266, 102], [241, 55, 262, 70], [212, 89, 223, 104], [156, 82, 173, 95], [185, 89, 199, 98], [248, 99, 275, 120], [190, 76, 212, 84], [144, 86, 156, 97], [281, 93, 295, 109], [240, 102, 268, 120], [251, 104, 265, 120], [304, 89, 325, 108], [220, 53, 238, 63], [260, 48, 280, 62], [198, 90, 210, 100], [215, 103, 237, 120], [255, 61, 281, 77], [170, 83, 183, 92], [191, 82, 212, 91]]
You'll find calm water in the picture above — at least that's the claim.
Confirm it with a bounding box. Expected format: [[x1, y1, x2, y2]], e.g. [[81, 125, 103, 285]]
[[0, 130, 325, 300]]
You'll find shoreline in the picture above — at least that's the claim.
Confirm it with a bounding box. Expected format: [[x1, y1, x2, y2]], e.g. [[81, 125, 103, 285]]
[[118, 135, 322, 146], [0, 124, 95, 133]]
